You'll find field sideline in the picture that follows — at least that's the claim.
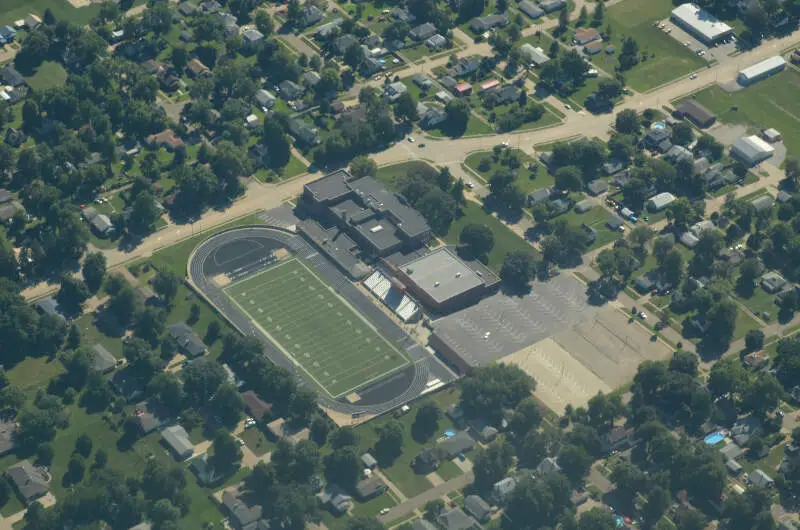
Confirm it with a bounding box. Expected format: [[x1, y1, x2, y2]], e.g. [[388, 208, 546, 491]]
[[224, 258, 411, 398]]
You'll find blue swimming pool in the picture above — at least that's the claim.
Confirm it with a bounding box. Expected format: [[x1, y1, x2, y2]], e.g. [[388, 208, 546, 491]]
[[704, 432, 725, 445], [652, 121, 666, 130]]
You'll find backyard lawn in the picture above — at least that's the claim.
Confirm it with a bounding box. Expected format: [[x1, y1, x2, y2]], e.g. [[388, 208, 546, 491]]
[[559, 205, 622, 250], [734, 284, 777, 322], [426, 114, 494, 138], [463, 148, 554, 194], [23, 61, 68, 91], [587, 0, 706, 92], [678, 69, 800, 159], [5, 356, 65, 393]]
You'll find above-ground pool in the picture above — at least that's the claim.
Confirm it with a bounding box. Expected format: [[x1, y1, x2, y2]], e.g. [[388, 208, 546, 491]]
[[651, 121, 666, 130], [444, 430, 456, 437], [704, 432, 725, 445]]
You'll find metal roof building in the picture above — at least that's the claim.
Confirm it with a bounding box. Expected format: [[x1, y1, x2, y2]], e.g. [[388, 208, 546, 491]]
[[731, 135, 775, 165], [670, 3, 733, 44], [648, 192, 677, 212], [737, 56, 786, 85], [675, 99, 716, 128]]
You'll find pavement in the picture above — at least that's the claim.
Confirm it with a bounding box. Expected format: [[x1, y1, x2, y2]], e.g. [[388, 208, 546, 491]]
[[377, 471, 474, 524]]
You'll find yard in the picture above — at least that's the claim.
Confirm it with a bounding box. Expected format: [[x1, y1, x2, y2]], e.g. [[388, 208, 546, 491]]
[[425, 113, 494, 138], [0, 0, 104, 26], [679, 69, 800, 158], [22, 60, 67, 91], [443, 201, 539, 271], [586, 0, 706, 92], [734, 284, 777, 322], [463, 148, 554, 194], [558, 205, 622, 249]]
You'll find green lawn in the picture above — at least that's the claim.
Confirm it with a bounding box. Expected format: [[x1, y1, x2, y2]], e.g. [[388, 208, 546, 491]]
[[239, 426, 276, 456], [426, 114, 494, 138], [23, 60, 68, 91], [464, 149, 554, 194], [5, 356, 64, 393], [353, 389, 461, 498], [224, 258, 411, 398], [375, 161, 438, 190], [678, 69, 800, 159], [733, 304, 762, 341], [253, 154, 308, 183], [436, 459, 464, 480], [559, 206, 622, 250], [0, 0, 102, 26], [587, 0, 706, 92], [734, 284, 776, 322], [0, 490, 24, 518], [443, 201, 538, 272], [74, 313, 124, 359]]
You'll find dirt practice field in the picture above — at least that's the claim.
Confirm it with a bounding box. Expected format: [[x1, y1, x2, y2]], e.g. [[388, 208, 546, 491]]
[[505, 307, 671, 412]]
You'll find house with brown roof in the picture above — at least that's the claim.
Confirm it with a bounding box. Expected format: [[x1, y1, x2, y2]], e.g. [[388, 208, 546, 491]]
[[187, 58, 210, 77], [146, 129, 185, 151], [241, 390, 272, 422]]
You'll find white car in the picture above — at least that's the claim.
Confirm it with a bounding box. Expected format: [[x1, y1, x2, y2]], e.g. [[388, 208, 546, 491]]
[[639, 312, 647, 319], [466, 182, 475, 189], [408, 136, 415, 142], [684, 41, 691, 46], [564, 104, 571, 110], [380, 508, 391, 515]]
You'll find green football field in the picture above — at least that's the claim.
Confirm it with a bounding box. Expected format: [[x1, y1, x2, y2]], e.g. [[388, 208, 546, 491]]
[[224, 258, 411, 398]]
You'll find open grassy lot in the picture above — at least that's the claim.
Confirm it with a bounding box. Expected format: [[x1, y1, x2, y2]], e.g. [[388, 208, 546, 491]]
[[679, 69, 800, 158], [5, 356, 64, 393], [587, 0, 705, 92], [734, 284, 776, 321], [733, 304, 762, 341], [443, 201, 538, 271], [0, 0, 102, 26], [559, 205, 622, 249], [375, 161, 435, 190], [464, 148, 554, 194], [224, 258, 411, 398], [253, 154, 307, 183], [23, 60, 67, 91], [426, 114, 494, 138]]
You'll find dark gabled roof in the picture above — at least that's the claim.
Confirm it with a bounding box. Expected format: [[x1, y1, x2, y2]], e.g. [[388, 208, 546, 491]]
[[91, 344, 117, 372], [6, 460, 48, 501], [438, 431, 475, 458], [0, 420, 17, 455], [34, 296, 66, 322], [1, 65, 24, 87], [167, 323, 207, 357], [222, 490, 263, 527], [241, 390, 272, 421]]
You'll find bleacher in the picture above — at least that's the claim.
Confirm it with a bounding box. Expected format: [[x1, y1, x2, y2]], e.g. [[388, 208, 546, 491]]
[[364, 270, 420, 322]]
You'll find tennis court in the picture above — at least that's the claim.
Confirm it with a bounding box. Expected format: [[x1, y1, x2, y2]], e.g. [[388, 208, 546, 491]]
[[224, 258, 411, 398]]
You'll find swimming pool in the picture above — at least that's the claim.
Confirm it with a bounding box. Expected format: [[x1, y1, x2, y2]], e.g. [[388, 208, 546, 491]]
[[704, 432, 725, 445], [651, 121, 666, 130]]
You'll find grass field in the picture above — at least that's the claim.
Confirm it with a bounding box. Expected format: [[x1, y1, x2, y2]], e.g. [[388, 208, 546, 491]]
[[588, 0, 706, 92], [224, 258, 410, 398], [0, 0, 103, 26], [464, 148, 553, 194], [23, 60, 67, 91], [679, 69, 800, 158]]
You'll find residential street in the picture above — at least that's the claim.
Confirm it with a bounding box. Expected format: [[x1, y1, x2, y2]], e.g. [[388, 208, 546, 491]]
[[377, 471, 474, 524]]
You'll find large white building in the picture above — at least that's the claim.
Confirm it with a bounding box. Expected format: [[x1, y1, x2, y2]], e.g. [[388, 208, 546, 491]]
[[731, 135, 775, 165], [671, 4, 733, 44], [737, 56, 786, 85]]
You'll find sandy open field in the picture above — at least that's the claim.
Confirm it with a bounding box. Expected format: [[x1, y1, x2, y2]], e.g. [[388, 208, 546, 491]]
[[504, 307, 672, 412]]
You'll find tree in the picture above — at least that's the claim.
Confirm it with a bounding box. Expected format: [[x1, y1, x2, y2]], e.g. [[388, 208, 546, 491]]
[[558, 444, 592, 484], [82, 252, 107, 293], [272, 439, 320, 484], [374, 420, 404, 465], [509, 397, 542, 436], [618, 36, 640, 71], [349, 156, 377, 178], [66, 454, 86, 485], [745, 329, 765, 352], [554, 165, 584, 191], [151, 499, 181, 528], [255, 10, 274, 36], [57, 275, 90, 317], [182, 357, 226, 405], [592, 0, 605, 26], [459, 224, 494, 259], [75, 433, 93, 458], [460, 364, 535, 422], [345, 517, 384, 530], [708, 357, 748, 398], [324, 444, 361, 488], [394, 92, 418, 122], [500, 251, 537, 291], [628, 225, 654, 252], [786, 157, 800, 184], [615, 109, 640, 135], [579, 507, 616, 530], [94, 449, 108, 469], [671, 122, 694, 147], [343, 42, 364, 69], [211, 383, 245, 428], [473, 438, 514, 491], [135, 307, 166, 346], [153, 270, 180, 305], [412, 403, 441, 442], [127, 191, 161, 234], [209, 428, 243, 477], [444, 99, 471, 136]]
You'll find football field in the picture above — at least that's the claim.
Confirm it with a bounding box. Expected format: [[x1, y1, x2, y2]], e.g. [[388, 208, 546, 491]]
[[224, 258, 411, 398]]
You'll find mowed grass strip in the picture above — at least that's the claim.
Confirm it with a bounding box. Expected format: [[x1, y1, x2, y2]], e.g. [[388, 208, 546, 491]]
[[224, 258, 410, 397]]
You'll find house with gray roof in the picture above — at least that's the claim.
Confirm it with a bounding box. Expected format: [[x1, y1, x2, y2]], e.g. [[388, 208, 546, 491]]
[[437, 507, 482, 530], [315, 17, 344, 38], [464, 495, 493, 522], [748, 468, 774, 488], [242, 28, 264, 50], [6, 460, 48, 504], [519, 43, 550, 66], [168, 323, 207, 358], [316, 484, 352, 514], [0, 420, 17, 456], [491, 477, 516, 503], [426, 34, 447, 50], [34, 296, 66, 322], [91, 344, 117, 373], [539, 0, 567, 12], [288, 119, 320, 146], [412, 520, 438, 530], [355, 475, 388, 500], [751, 195, 775, 212], [761, 271, 787, 293], [162, 425, 193, 460], [537, 456, 562, 475], [519, 0, 545, 18], [278, 80, 304, 100], [719, 443, 746, 461], [255, 89, 276, 109], [334, 33, 359, 54], [470, 13, 509, 33], [527, 187, 553, 206], [410, 22, 437, 41], [361, 453, 378, 469], [587, 179, 609, 196], [190, 453, 223, 486], [438, 431, 476, 458], [299, 5, 325, 28], [222, 489, 266, 529]]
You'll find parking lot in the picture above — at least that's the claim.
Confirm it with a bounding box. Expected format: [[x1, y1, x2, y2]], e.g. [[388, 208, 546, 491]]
[[653, 18, 739, 66]]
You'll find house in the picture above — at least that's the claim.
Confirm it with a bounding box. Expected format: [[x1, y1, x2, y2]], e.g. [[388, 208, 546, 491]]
[[34, 296, 66, 322], [446, 404, 465, 424], [317, 484, 352, 514], [468, 419, 498, 443], [731, 135, 775, 165], [186, 58, 211, 77], [255, 89, 276, 109], [249, 143, 269, 169], [664, 145, 693, 164], [168, 323, 207, 358], [222, 489, 265, 530], [0, 65, 24, 87], [303, 71, 321, 87], [159, 71, 183, 92], [360, 56, 384, 76], [361, 453, 378, 469], [299, 5, 325, 28], [645, 128, 672, 152], [136, 401, 170, 434], [334, 33, 358, 55], [438, 507, 482, 530], [0, 200, 20, 223], [519, 0, 545, 18], [539, 0, 567, 12], [605, 45, 616, 54], [129, 523, 153, 530], [439, 431, 475, 458], [385, 81, 408, 101], [491, 477, 516, 503], [82, 207, 115, 237], [761, 272, 787, 293], [587, 179, 609, 196], [751, 195, 775, 212], [777, 190, 792, 203], [190, 453, 223, 486], [162, 425, 193, 460], [454, 82, 472, 97], [266, 417, 310, 444], [177, 2, 197, 16], [146, 129, 184, 151], [4, 128, 25, 148], [470, 13, 509, 33], [606, 215, 624, 231], [449, 57, 480, 77], [485, 84, 519, 106], [315, 17, 344, 39], [355, 476, 388, 500], [748, 469, 774, 488], [648, 192, 677, 212], [518, 44, 550, 66], [199, 0, 221, 13], [426, 34, 447, 50], [601, 426, 637, 453], [527, 187, 552, 206], [0, 26, 17, 43], [584, 41, 603, 55], [674, 99, 716, 128], [409, 22, 437, 41], [412, 520, 439, 530], [574, 28, 600, 45], [412, 74, 433, 90], [575, 199, 595, 213], [242, 390, 272, 422], [731, 416, 762, 445], [288, 120, 320, 146], [464, 495, 493, 522], [242, 28, 264, 50], [413, 446, 442, 473], [6, 460, 48, 505], [91, 344, 117, 373], [0, 420, 17, 456], [537, 456, 562, 475], [727, 459, 744, 475], [278, 80, 305, 100]]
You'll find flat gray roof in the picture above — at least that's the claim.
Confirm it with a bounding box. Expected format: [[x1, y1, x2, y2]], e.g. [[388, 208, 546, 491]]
[[401, 247, 483, 304], [355, 218, 404, 251], [304, 170, 351, 202]]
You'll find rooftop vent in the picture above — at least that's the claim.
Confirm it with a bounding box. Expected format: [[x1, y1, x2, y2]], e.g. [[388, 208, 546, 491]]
[[370, 225, 384, 233]]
